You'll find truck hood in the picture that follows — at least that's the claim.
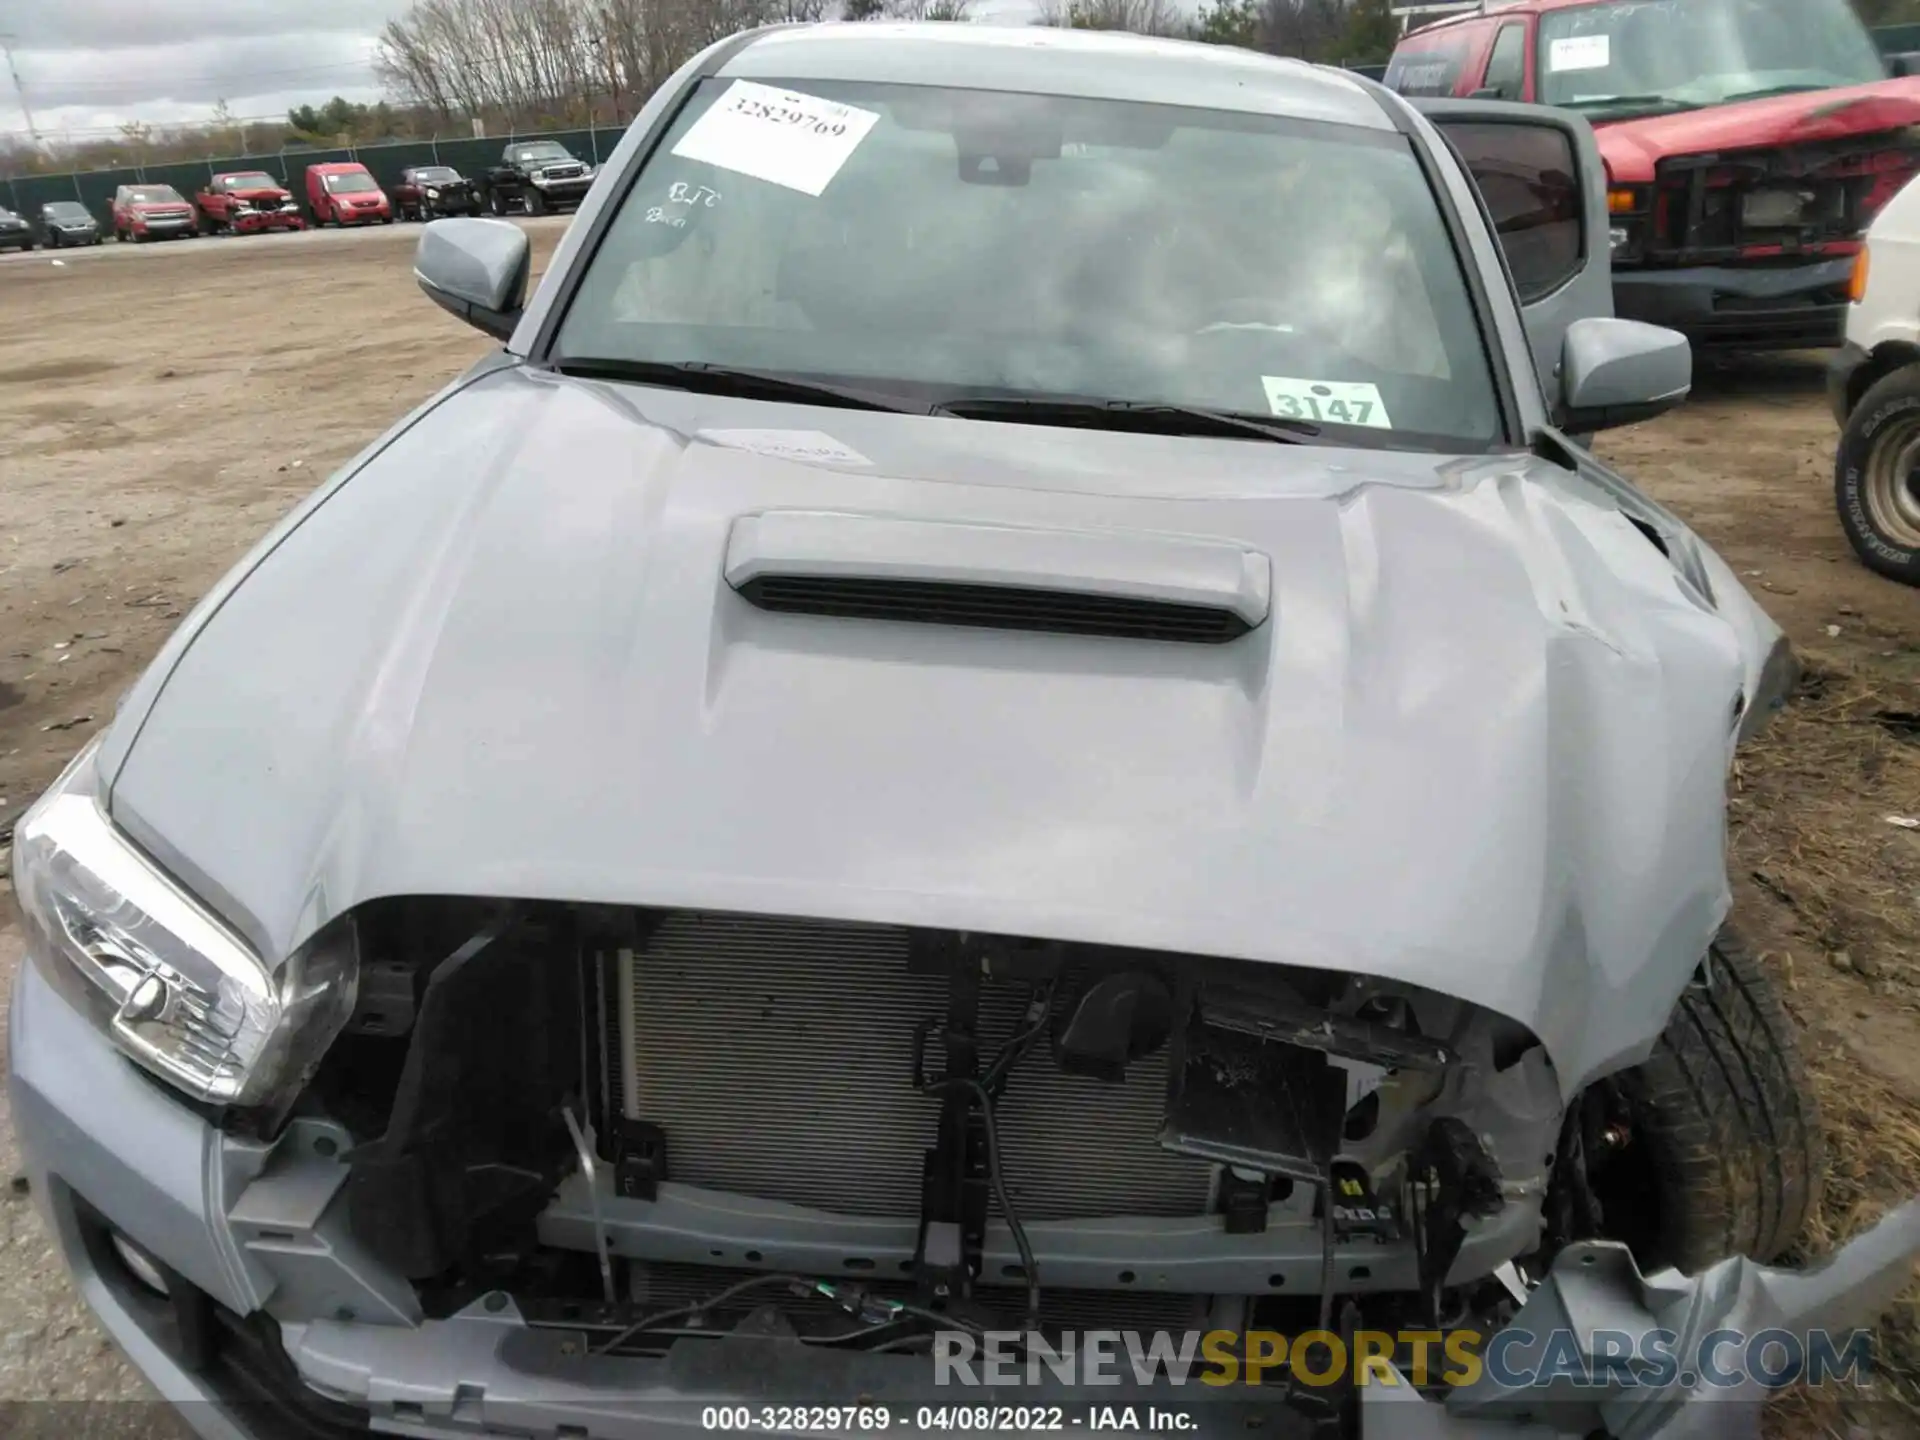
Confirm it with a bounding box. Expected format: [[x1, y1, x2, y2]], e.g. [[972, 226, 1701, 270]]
[[1597, 75, 1920, 182], [103, 365, 1754, 1095], [228, 187, 291, 202]]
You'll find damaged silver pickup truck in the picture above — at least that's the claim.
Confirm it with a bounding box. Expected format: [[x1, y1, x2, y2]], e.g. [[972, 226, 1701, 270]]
[[10, 21, 1920, 1440]]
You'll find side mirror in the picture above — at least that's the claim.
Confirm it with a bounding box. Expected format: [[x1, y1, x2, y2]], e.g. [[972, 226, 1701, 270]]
[[414, 217, 530, 341], [1888, 52, 1920, 77], [1560, 316, 1691, 433]]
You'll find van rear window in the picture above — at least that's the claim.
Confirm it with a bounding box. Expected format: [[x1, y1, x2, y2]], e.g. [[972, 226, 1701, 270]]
[[1386, 31, 1477, 97]]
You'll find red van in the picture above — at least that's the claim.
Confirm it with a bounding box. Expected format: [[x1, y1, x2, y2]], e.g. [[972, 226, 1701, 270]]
[[306, 163, 393, 227], [1386, 0, 1920, 350]]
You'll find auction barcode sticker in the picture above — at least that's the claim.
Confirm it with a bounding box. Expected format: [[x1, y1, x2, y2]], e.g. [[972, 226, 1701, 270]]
[[670, 80, 881, 197], [1547, 34, 1611, 72], [1261, 377, 1393, 429]]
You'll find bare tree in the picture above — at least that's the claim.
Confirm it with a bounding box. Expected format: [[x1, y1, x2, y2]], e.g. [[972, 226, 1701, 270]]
[[1038, 0, 1183, 35], [885, 0, 974, 17], [1258, 0, 1346, 58]]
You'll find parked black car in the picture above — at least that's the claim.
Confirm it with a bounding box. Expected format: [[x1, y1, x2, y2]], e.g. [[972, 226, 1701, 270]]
[[394, 165, 478, 222], [0, 206, 33, 251], [36, 200, 102, 248], [474, 140, 594, 216]]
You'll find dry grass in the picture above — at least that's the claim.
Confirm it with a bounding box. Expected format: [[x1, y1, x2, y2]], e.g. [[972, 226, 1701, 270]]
[[1736, 656, 1920, 1435]]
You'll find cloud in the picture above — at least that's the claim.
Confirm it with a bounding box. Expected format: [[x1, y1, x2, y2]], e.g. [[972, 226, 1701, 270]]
[[0, 3, 402, 137], [4, 0, 403, 51]]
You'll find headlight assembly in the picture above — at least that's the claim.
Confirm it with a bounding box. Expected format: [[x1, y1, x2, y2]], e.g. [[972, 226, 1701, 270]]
[[11, 739, 357, 1115]]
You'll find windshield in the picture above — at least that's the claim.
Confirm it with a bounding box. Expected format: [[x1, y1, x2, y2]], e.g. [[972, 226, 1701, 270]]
[[1538, 0, 1887, 117], [555, 80, 1502, 447], [323, 171, 379, 194], [512, 143, 572, 163], [46, 203, 91, 220], [225, 173, 278, 190], [415, 167, 460, 182], [125, 187, 184, 204]]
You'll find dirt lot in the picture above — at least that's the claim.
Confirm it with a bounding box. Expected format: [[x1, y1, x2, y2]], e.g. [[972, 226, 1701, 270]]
[[0, 225, 1916, 1434]]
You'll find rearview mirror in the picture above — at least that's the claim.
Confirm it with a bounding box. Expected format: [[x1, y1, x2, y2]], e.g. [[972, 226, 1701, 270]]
[[414, 217, 530, 341], [1560, 317, 1691, 433]]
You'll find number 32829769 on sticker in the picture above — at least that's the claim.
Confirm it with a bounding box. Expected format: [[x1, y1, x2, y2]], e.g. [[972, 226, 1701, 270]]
[[1261, 376, 1393, 429]]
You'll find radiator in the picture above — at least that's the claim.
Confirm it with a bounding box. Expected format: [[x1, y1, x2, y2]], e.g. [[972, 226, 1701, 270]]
[[618, 912, 1214, 1221]]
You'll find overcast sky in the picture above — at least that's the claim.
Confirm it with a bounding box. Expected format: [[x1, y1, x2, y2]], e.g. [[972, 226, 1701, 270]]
[[0, 0, 1053, 143], [2, 0, 416, 141]]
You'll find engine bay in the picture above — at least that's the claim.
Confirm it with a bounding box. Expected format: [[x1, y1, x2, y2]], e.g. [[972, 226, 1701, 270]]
[[302, 899, 1573, 1366]]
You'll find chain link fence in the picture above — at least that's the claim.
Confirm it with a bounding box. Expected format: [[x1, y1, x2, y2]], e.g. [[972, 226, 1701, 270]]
[[1, 124, 624, 226]]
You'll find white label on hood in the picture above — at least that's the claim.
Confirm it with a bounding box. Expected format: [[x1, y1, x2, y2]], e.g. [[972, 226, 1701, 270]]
[[1261, 377, 1393, 429], [670, 80, 880, 197], [699, 429, 873, 467], [1548, 34, 1612, 72]]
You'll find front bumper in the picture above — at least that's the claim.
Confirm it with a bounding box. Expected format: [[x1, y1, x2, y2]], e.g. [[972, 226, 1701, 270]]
[[1614, 257, 1855, 351], [133, 218, 194, 238], [12, 952, 1920, 1440], [230, 211, 304, 233], [532, 178, 594, 206]]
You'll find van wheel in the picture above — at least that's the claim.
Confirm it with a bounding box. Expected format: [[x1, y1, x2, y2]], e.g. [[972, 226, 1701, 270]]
[[1585, 924, 1823, 1273], [1836, 366, 1920, 586]]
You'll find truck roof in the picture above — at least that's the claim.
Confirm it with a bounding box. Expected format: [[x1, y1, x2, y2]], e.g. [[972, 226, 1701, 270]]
[[308, 161, 373, 173], [1404, 0, 1611, 33], [719, 21, 1395, 132]]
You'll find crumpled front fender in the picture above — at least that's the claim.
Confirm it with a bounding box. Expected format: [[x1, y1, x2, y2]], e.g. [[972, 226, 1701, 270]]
[[1363, 1201, 1920, 1438]]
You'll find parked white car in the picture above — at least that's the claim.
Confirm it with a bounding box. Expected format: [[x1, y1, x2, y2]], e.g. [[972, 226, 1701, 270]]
[[1829, 175, 1920, 587]]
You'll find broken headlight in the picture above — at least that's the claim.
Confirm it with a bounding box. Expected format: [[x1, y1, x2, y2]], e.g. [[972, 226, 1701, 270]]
[[11, 738, 357, 1113]]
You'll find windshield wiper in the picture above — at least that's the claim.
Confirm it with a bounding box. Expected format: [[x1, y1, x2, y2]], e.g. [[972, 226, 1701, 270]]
[[1716, 84, 1829, 105], [551, 357, 931, 414], [936, 396, 1328, 444], [1562, 94, 1698, 115]]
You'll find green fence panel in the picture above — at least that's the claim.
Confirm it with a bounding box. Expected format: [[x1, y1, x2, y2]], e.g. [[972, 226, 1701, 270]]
[[1874, 23, 1920, 54], [75, 167, 141, 222], [355, 141, 440, 194], [141, 160, 216, 204], [432, 137, 499, 179], [7, 171, 89, 218]]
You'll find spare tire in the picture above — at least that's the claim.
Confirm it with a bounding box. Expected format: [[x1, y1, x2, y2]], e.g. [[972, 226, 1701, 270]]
[[1594, 925, 1824, 1273], [1835, 365, 1920, 587]]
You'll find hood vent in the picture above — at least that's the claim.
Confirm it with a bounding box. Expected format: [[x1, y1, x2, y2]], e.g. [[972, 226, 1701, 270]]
[[726, 512, 1270, 645]]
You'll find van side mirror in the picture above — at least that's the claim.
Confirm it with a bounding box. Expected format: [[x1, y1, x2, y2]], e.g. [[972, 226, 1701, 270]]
[[414, 217, 530, 341], [1560, 317, 1691, 433], [1888, 52, 1920, 78]]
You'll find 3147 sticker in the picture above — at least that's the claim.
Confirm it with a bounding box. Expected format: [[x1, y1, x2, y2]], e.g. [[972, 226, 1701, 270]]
[[1261, 377, 1393, 429], [670, 80, 881, 197]]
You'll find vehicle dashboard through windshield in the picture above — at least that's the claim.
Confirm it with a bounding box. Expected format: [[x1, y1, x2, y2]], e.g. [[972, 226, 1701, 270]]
[[555, 79, 1507, 449]]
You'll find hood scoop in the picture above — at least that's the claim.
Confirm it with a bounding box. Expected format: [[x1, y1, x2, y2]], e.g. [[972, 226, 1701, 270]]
[[725, 511, 1270, 644]]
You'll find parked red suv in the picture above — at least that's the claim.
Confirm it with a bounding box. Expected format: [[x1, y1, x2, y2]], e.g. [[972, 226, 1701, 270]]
[[111, 184, 196, 243], [306, 163, 393, 227], [1386, 0, 1920, 350], [196, 171, 305, 235]]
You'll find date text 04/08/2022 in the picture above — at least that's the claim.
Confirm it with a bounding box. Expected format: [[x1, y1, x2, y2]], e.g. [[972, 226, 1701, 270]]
[[700, 1405, 1199, 1431]]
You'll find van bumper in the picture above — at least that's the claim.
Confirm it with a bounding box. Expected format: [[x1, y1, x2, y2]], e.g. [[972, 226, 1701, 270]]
[[1614, 258, 1854, 351]]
